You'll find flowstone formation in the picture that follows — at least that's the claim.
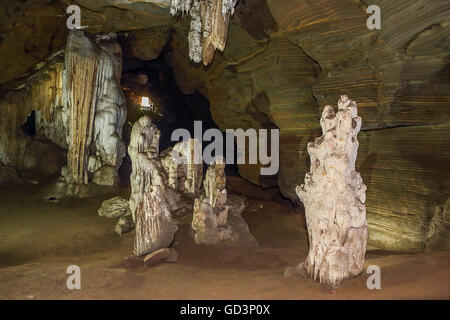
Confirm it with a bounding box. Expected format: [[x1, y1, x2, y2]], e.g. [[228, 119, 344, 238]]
[[170, 0, 238, 65], [295, 95, 368, 289], [192, 156, 257, 247], [63, 31, 127, 193]]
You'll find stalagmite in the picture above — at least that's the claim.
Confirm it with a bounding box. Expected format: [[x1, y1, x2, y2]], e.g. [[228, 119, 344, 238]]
[[192, 156, 233, 244], [161, 138, 203, 199], [295, 95, 368, 289], [170, 0, 238, 65], [128, 115, 181, 256], [128, 115, 164, 221], [134, 186, 178, 256], [192, 156, 257, 246]]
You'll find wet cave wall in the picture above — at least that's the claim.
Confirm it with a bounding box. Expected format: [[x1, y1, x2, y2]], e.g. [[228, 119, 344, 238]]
[[0, 0, 449, 253]]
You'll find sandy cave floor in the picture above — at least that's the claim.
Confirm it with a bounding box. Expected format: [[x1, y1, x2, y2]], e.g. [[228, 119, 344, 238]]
[[0, 178, 449, 300]]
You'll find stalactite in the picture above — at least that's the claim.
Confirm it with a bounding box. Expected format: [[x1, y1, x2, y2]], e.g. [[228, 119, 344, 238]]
[[65, 31, 99, 185], [62, 30, 127, 192], [170, 0, 238, 65], [295, 95, 368, 289]]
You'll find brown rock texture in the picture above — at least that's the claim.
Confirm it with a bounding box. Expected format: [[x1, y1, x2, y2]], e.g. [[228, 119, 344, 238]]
[[0, 0, 448, 252], [165, 0, 450, 252]]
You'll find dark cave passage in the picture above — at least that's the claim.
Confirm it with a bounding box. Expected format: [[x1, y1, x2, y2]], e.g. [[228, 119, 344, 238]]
[[21, 110, 36, 137], [117, 46, 241, 187]]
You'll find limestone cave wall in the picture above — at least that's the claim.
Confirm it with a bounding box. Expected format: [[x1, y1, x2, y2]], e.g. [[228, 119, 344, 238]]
[[0, 0, 448, 252]]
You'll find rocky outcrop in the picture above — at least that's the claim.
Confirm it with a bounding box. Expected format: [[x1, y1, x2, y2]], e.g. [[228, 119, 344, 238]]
[[0, 51, 67, 183], [166, 0, 450, 252], [98, 196, 132, 218], [0, 0, 448, 253], [98, 196, 135, 235], [296, 96, 368, 289]]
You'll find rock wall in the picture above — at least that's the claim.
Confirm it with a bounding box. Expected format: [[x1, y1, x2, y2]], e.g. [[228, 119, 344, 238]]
[[0, 0, 448, 252], [0, 51, 67, 182], [165, 0, 450, 252]]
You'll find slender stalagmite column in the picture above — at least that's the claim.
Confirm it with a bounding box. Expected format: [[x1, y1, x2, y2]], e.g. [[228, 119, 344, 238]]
[[296, 95, 368, 289]]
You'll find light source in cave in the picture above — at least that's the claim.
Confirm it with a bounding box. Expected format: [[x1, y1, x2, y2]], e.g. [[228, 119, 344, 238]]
[[140, 96, 152, 109], [141, 97, 153, 108]]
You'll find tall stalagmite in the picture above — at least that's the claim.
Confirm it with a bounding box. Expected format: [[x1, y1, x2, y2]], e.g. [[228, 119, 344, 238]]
[[128, 116, 180, 256], [295, 95, 368, 289]]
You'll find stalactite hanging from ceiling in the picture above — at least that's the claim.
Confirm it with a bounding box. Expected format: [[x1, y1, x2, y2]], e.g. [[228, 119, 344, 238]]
[[170, 0, 238, 65], [65, 31, 99, 185]]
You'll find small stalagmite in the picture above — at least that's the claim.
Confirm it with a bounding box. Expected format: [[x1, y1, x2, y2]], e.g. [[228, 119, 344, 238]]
[[295, 95, 368, 289], [192, 156, 236, 245], [161, 138, 203, 199]]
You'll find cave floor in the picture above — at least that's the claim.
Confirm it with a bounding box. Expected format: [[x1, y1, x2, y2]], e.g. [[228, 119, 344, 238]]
[[0, 179, 448, 300]]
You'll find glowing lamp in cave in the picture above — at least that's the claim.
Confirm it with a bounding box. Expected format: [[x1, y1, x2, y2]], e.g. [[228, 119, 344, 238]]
[[141, 96, 151, 107]]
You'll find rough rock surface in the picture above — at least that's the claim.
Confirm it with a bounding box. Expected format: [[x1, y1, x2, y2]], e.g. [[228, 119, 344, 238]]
[[296, 95, 368, 289], [135, 186, 178, 256], [0, 0, 448, 252], [98, 196, 132, 218], [115, 215, 135, 236]]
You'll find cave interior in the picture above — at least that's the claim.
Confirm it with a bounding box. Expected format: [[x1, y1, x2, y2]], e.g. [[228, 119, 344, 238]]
[[0, 0, 449, 300]]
